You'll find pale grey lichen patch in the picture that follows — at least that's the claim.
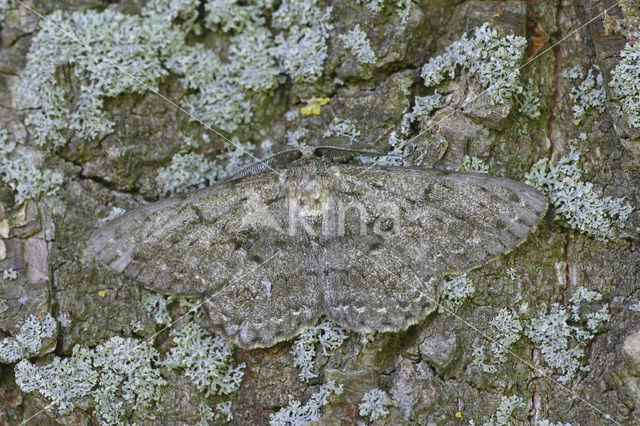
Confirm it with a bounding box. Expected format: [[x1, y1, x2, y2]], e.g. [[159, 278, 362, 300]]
[[99, 207, 126, 224], [2, 268, 17, 280], [338, 24, 377, 65], [609, 34, 640, 128], [0, 313, 57, 363], [460, 156, 489, 174], [16, 9, 185, 147], [271, 0, 333, 83], [141, 290, 173, 326], [15, 337, 166, 423], [322, 117, 361, 142], [421, 23, 527, 105], [400, 93, 442, 136], [204, 0, 265, 33], [537, 421, 572, 426], [438, 273, 474, 313], [489, 308, 522, 363], [471, 346, 497, 374], [358, 388, 396, 420], [525, 147, 633, 241], [162, 321, 246, 397], [286, 127, 310, 148], [14, 345, 96, 414], [517, 80, 541, 119], [269, 380, 344, 426], [292, 318, 347, 382], [156, 151, 219, 195], [143, 0, 201, 32], [156, 140, 258, 194], [356, 0, 385, 13], [563, 65, 606, 125], [0, 128, 63, 204], [525, 286, 611, 385], [480, 395, 524, 426], [0, 0, 12, 25], [216, 400, 234, 422], [355, 0, 415, 26]]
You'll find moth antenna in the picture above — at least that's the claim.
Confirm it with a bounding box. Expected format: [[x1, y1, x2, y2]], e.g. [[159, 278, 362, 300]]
[[220, 149, 303, 183]]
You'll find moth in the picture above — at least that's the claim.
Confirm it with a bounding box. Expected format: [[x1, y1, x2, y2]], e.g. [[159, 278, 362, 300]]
[[85, 145, 547, 349]]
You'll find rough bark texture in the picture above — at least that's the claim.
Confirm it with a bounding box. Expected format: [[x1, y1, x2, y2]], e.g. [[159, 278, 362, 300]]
[[0, 0, 639, 425]]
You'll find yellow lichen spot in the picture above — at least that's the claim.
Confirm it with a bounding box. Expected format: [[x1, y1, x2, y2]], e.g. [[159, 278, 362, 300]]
[[98, 290, 107, 298], [455, 411, 463, 419], [300, 97, 330, 115]]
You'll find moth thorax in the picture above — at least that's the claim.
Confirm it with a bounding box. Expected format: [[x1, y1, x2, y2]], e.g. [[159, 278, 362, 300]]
[[286, 159, 335, 217]]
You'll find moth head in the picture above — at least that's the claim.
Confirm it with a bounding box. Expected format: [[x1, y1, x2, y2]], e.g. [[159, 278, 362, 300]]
[[285, 157, 336, 216]]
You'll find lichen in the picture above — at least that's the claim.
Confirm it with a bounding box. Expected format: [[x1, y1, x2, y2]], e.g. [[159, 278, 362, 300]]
[[156, 151, 219, 195], [271, 0, 333, 83], [338, 24, 376, 64], [16, 9, 185, 147], [438, 273, 474, 313], [400, 93, 442, 136], [292, 318, 347, 382], [0, 313, 57, 363], [421, 23, 527, 105], [489, 308, 522, 363], [471, 346, 497, 374], [0, 0, 12, 25], [269, 380, 344, 426], [156, 140, 257, 194], [525, 147, 633, 241], [2, 268, 17, 280], [322, 118, 361, 142], [358, 388, 396, 420], [460, 156, 489, 174], [524, 304, 589, 384], [0, 128, 63, 204], [300, 97, 330, 115], [563, 65, 606, 125], [481, 395, 524, 426], [15, 337, 166, 423], [162, 321, 245, 396], [517, 81, 541, 119], [609, 34, 640, 128]]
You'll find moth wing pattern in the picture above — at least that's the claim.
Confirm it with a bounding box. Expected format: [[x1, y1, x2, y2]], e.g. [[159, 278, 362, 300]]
[[85, 170, 322, 348], [203, 240, 320, 349], [319, 164, 547, 332]]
